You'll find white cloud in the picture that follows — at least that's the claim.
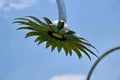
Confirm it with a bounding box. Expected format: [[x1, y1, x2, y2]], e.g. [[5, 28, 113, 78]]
[[9, 0, 38, 10], [0, 0, 5, 9], [50, 74, 86, 80], [0, 0, 39, 12]]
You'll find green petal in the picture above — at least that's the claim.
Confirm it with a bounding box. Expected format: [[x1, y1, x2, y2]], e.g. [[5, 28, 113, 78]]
[[80, 41, 99, 53], [25, 32, 40, 38], [62, 41, 72, 56], [58, 21, 64, 30], [14, 18, 43, 31], [51, 44, 57, 52], [35, 36, 41, 42], [81, 44, 98, 57], [59, 29, 68, 34], [42, 17, 52, 25], [35, 36, 46, 45], [73, 47, 82, 59], [56, 41, 62, 53], [50, 39, 57, 51], [68, 40, 82, 59], [27, 16, 48, 27], [81, 49, 91, 60], [46, 40, 52, 48], [17, 26, 34, 30], [66, 30, 76, 34]]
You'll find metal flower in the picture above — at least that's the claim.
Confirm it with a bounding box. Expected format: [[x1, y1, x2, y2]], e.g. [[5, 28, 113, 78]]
[[13, 16, 97, 59]]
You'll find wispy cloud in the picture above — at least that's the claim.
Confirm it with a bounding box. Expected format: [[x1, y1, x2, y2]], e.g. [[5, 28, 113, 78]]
[[49, 0, 56, 4], [0, 0, 39, 12], [50, 74, 86, 80]]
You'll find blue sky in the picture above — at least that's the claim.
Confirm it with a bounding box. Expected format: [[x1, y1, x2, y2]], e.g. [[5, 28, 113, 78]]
[[0, 0, 120, 80]]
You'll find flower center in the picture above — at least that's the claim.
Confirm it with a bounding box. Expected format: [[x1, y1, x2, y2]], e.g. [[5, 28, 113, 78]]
[[47, 31, 67, 41]]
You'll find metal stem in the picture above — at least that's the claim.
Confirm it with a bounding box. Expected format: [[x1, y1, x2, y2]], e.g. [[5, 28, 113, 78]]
[[86, 46, 120, 80], [56, 0, 67, 22]]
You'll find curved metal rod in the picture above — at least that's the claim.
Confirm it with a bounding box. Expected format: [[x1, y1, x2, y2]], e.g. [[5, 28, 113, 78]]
[[86, 46, 120, 80], [56, 0, 67, 22]]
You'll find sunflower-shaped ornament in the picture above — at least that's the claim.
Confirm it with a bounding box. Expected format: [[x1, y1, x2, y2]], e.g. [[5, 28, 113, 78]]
[[13, 16, 98, 59]]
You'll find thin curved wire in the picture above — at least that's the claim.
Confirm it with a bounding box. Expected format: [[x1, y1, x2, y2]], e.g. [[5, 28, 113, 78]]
[[86, 46, 120, 80], [56, 0, 67, 22]]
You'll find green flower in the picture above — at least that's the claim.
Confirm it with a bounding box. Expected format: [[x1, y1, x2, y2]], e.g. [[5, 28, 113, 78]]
[[13, 16, 98, 60]]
